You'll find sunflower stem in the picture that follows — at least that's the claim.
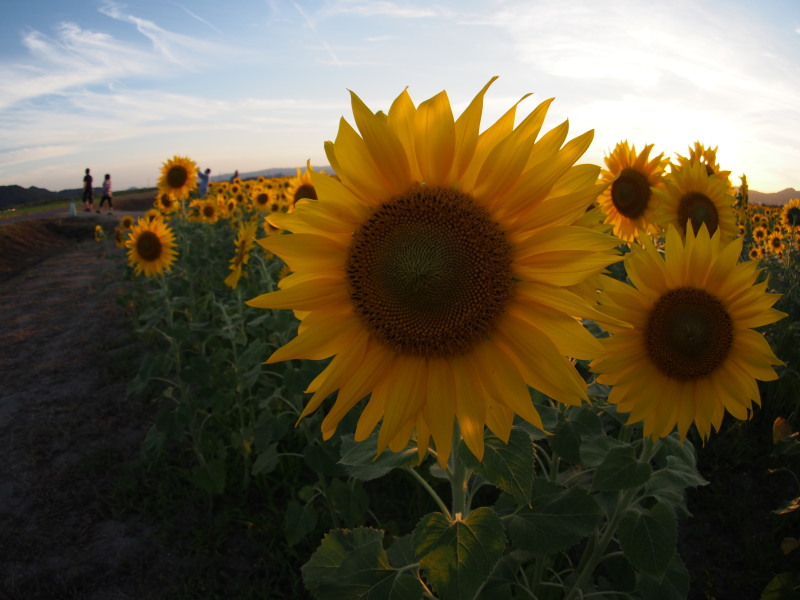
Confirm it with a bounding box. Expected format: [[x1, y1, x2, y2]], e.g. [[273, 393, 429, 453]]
[[404, 467, 451, 520], [449, 422, 471, 518]]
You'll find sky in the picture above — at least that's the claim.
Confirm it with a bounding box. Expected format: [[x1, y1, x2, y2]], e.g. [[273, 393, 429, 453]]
[[1, 0, 798, 193]]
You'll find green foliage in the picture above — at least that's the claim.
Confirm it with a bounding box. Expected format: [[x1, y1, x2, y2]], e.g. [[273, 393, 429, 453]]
[[413, 508, 506, 600]]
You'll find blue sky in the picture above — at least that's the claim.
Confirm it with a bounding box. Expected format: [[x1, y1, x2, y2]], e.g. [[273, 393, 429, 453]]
[[1, 0, 798, 193]]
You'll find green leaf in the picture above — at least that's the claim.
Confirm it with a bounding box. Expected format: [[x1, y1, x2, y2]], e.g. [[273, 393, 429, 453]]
[[188, 458, 226, 495], [306, 440, 347, 477], [637, 554, 690, 600], [592, 445, 652, 491], [328, 478, 369, 528], [580, 434, 627, 468], [339, 432, 419, 481], [413, 507, 506, 600], [285, 499, 319, 546], [618, 502, 677, 579], [760, 572, 800, 600], [508, 479, 602, 555], [302, 527, 424, 600], [251, 442, 279, 476], [459, 427, 536, 505], [550, 420, 583, 464]]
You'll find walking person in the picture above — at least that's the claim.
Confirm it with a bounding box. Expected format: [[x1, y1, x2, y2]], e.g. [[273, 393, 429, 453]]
[[98, 173, 113, 214], [197, 168, 211, 198], [82, 168, 94, 212]]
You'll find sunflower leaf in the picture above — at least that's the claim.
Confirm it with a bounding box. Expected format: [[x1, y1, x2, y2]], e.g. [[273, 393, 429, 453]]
[[618, 502, 677, 579], [636, 554, 690, 600], [458, 427, 536, 505], [507, 479, 602, 555], [302, 527, 424, 600], [592, 445, 653, 491], [413, 507, 506, 600], [339, 432, 419, 481]]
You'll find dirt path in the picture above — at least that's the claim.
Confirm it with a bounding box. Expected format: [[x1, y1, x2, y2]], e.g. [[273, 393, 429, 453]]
[[0, 225, 176, 599]]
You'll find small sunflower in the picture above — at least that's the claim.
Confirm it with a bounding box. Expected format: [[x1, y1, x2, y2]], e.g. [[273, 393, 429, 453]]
[[197, 199, 220, 224], [155, 192, 179, 215], [782, 198, 800, 230], [654, 160, 737, 242], [748, 247, 760, 260], [94, 225, 104, 242], [247, 79, 624, 464], [251, 186, 272, 212], [157, 155, 198, 201], [125, 217, 178, 277], [113, 227, 126, 248], [590, 225, 785, 440], [119, 215, 134, 230], [285, 164, 321, 206], [224, 219, 259, 289], [767, 232, 785, 255], [597, 141, 668, 242], [752, 225, 769, 244], [677, 142, 732, 187]]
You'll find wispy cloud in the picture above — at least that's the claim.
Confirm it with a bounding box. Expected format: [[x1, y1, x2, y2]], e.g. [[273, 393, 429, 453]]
[[173, 2, 225, 35], [99, 0, 234, 68], [322, 1, 440, 19], [292, 1, 342, 67]]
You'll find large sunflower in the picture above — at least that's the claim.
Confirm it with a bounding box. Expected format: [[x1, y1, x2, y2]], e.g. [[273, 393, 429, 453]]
[[125, 217, 178, 277], [653, 160, 737, 242], [157, 155, 198, 201], [597, 141, 668, 242], [246, 79, 623, 464], [590, 225, 785, 440]]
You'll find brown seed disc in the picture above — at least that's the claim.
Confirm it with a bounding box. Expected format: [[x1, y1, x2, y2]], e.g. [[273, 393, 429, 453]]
[[346, 185, 513, 358], [646, 286, 733, 380]]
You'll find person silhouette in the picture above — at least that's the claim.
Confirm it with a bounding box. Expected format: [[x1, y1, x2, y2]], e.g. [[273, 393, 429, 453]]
[[82, 168, 94, 212], [98, 174, 113, 214], [198, 168, 211, 198]]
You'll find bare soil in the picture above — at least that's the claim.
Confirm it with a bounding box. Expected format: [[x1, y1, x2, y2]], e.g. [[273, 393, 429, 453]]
[[0, 206, 181, 600]]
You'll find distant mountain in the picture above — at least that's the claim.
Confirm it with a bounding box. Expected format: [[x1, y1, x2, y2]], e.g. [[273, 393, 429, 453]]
[[210, 166, 333, 183], [0, 185, 80, 211], [747, 188, 799, 206]]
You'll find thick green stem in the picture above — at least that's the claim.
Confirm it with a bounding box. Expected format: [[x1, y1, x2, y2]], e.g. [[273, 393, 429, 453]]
[[404, 467, 451, 520], [448, 423, 471, 518]]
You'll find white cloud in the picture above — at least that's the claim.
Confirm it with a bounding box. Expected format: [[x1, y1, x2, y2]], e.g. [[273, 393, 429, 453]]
[[321, 1, 440, 19]]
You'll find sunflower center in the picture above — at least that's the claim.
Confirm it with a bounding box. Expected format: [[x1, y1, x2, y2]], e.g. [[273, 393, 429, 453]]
[[646, 286, 733, 380], [294, 183, 317, 201], [255, 193, 269, 206], [346, 185, 513, 358], [611, 168, 651, 219], [203, 204, 215, 218], [166, 166, 189, 189], [136, 230, 163, 262], [678, 192, 719, 236]]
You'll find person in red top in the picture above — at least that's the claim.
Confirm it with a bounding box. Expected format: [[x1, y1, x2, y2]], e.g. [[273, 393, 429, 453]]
[[82, 168, 94, 212]]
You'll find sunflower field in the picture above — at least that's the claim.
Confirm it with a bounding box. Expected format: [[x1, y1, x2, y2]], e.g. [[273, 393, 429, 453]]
[[110, 80, 800, 599]]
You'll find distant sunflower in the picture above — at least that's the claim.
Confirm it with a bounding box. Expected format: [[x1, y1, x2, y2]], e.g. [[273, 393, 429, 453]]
[[251, 187, 272, 212], [782, 198, 800, 230], [677, 142, 732, 187], [113, 227, 126, 248], [752, 226, 769, 244], [198, 199, 220, 224], [654, 160, 737, 241], [597, 141, 668, 242], [224, 219, 259, 289], [157, 155, 197, 201], [94, 225, 104, 242], [155, 193, 179, 215], [125, 217, 178, 277], [748, 247, 760, 260], [119, 215, 134, 230], [591, 225, 785, 440], [247, 79, 623, 464], [285, 164, 320, 206], [767, 232, 785, 255]]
